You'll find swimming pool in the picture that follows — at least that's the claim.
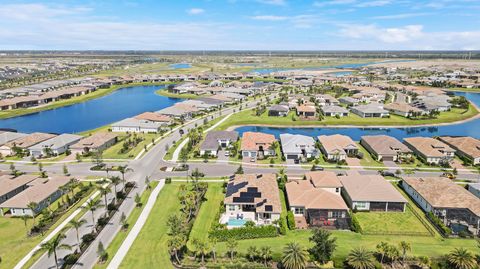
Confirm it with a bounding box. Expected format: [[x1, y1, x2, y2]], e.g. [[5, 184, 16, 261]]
[[228, 218, 248, 227]]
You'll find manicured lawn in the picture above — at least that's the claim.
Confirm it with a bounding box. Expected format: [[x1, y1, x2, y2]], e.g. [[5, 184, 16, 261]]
[[356, 142, 385, 168], [102, 133, 160, 159], [214, 105, 479, 130], [119, 183, 182, 269], [95, 182, 159, 269], [355, 206, 431, 236], [155, 89, 202, 99], [187, 183, 224, 249]]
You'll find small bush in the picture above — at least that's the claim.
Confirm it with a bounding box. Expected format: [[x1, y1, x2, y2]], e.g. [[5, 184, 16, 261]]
[[82, 233, 95, 245], [63, 253, 80, 265], [427, 212, 452, 236], [350, 213, 363, 233], [165, 177, 172, 184], [287, 211, 296, 230]]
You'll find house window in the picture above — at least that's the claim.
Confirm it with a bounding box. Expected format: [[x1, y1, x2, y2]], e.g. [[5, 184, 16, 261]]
[[331, 211, 343, 218], [335, 188, 340, 193], [228, 205, 236, 211], [294, 207, 304, 215], [355, 202, 367, 209]]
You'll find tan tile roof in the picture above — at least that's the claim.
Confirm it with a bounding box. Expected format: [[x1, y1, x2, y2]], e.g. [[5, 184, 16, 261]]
[[403, 177, 480, 216], [134, 112, 172, 122], [297, 105, 316, 113], [0, 175, 70, 209], [318, 134, 358, 155], [438, 136, 480, 159], [240, 132, 276, 151], [339, 173, 407, 203], [361, 135, 411, 156], [404, 137, 455, 158], [286, 180, 348, 210], [305, 171, 343, 188], [384, 102, 423, 113], [225, 173, 281, 214], [0, 174, 39, 197], [70, 132, 118, 150], [4, 132, 56, 149]]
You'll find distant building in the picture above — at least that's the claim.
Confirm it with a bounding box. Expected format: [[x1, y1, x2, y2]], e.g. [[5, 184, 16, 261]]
[[199, 131, 238, 157]]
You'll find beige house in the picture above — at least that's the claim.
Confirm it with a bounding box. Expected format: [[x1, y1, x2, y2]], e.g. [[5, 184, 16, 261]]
[[404, 137, 456, 165], [360, 135, 412, 162], [438, 136, 480, 165], [0, 132, 56, 156], [70, 132, 118, 154], [318, 134, 358, 161]]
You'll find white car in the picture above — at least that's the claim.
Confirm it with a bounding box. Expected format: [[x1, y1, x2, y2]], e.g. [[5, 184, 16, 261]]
[[224, 151, 230, 157]]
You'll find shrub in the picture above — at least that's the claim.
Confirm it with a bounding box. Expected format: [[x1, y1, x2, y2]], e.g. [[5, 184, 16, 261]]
[[97, 216, 109, 227], [350, 213, 363, 233], [165, 177, 172, 184], [287, 211, 296, 230], [82, 233, 96, 245], [63, 253, 80, 265], [210, 225, 278, 241], [427, 212, 452, 236]]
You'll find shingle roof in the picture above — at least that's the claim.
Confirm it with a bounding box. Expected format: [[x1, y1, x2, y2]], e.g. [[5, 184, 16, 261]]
[[280, 134, 316, 155], [29, 134, 82, 151], [438, 136, 480, 159], [0, 132, 28, 145], [200, 131, 238, 151], [318, 134, 358, 155], [285, 180, 348, 210], [70, 132, 118, 150], [404, 137, 455, 158], [361, 135, 411, 156], [306, 171, 343, 188], [339, 173, 407, 203], [241, 132, 276, 151], [4, 132, 56, 149], [0, 174, 39, 197]]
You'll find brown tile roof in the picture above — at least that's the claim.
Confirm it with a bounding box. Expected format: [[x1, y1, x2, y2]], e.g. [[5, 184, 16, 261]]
[[404, 137, 455, 158], [70, 132, 118, 151], [134, 112, 172, 122], [318, 134, 358, 155], [403, 177, 480, 216], [0, 174, 39, 197], [240, 132, 276, 151], [361, 135, 411, 156], [4, 132, 56, 149], [225, 173, 281, 214], [339, 173, 407, 203], [286, 180, 348, 210], [0, 175, 70, 209], [384, 102, 423, 113], [297, 105, 316, 113], [305, 171, 343, 188], [438, 136, 480, 159]]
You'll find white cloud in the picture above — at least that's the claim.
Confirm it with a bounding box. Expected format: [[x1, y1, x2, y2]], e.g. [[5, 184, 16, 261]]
[[257, 0, 287, 6], [355, 0, 391, 7], [250, 15, 288, 21], [372, 12, 431, 19], [187, 8, 205, 15], [339, 24, 424, 42], [313, 0, 356, 7]]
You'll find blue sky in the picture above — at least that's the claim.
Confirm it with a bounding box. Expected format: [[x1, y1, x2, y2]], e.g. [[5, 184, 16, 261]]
[[0, 0, 479, 50]]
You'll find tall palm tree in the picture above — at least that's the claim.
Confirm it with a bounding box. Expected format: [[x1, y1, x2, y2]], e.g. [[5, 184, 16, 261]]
[[226, 238, 238, 261], [97, 185, 111, 207], [247, 246, 259, 262], [27, 202, 38, 226], [110, 176, 121, 195], [399, 241, 411, 262], [376, 242, 388, 265], [34, 233, 72, 269], [260, 246, 272, 267], [282, 242, 308, 269], [68, 219, 87, 251], [118, 165, 133, 190], [167, 234, 185, 265], [346, 247, 376, 269], [447, 248, 477, 269], [193, 239, 210, 265], [83, 199, 103, 230], [210, 237, 218, 263], [20, 215, 30, 236]]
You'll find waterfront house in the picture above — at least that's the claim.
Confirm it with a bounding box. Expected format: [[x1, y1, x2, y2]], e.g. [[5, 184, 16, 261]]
[[296, 105, 316, 118], [0, 132, 28, 148], [180, 100, 218, 111], [268, 104, 289, 117], [199, 131, 238, 157], [28, 134, 82, 158], [0, 132, 56, 156], [285, 172, 349, 229], [321, 105, 349, 117], [111, 118, 163, 133], [0, 175, 70, 217], [314, 94, 340, 106], [134, 112, 173, 125], [339, 96, 359, 106], [404, 137, 456, 165], [350, 103, 389, 118], [340, 173, 407, 212], [240, 132, 276, 159], [360, 135, 412, 162], [156, 104, 198, 120], [384, 102, 425, 117], [70, 132, 118, 154], [222, 173, 281, 227], [0, 174, 39, 204], [402, 177, 480, 235], [318, 134, 358, 161], [280, 134, 318, 161], [438, 136, 480, 165]]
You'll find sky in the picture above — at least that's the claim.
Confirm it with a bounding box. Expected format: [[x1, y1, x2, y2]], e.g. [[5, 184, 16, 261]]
[[0, 0, 479, 50]]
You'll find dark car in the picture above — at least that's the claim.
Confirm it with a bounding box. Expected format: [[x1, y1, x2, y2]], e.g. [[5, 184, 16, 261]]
[[379, 170, 395, 177], [311, 165, 324, 171], [294, 159, 300, 164], [179, 129, 184, 135]]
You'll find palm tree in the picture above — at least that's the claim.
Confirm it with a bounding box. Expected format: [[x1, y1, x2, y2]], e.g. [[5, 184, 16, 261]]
[[83, 199, 103, 230], [193, 239, 210, 265], [68, 219, 87, 251], [376, 242, 388, 265], [27, 202, 38, 226], [110, 176, 121, 195], [118, 165, 133, 190], [260, 246, 272, 267], [247, 246, 258, 262], [447, 248, 477, 269], [399, 241, 411, 262], [226, 238, 238, 261], [34, 233, 72, 269], [346, 247, 376, 269], [97, 185, 111, 207], [20, 215, 30, 236], [167, 234, 185, 265], [282, 242, 308, 269], [210, 237, 218, 263]]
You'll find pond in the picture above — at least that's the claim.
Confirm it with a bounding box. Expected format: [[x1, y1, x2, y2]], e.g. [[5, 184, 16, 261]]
[[0, 85, 183, 134], [169, 63, 192, 69], [234, 92, 480, 141]]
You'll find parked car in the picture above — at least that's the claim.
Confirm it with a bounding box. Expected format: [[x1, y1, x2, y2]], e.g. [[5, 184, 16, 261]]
[[379, 170, 395, 177], [179, 129, 184, 135], [224, 151, 230, 157], [294, 159, 300, 164], [311, 165, 324, 171], [250, 157, 256, 162]]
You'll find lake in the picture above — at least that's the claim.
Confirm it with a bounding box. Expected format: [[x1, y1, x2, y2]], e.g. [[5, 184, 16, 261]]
[[169, 63, 192, 69], [234, 92, 480, 141], [0, 85, 183, 134]]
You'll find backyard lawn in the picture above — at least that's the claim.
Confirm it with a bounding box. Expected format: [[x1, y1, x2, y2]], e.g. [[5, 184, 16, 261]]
[[356, 142, 385, 168], [119, 183, 182, 269], [102, 133, 160, 159]]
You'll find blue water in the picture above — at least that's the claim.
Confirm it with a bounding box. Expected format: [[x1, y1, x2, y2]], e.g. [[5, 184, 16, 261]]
[[235, 92, 480, 141], [169, 63, 192, 69], [228, 218, 247, 227], [0, 85, 183, 134]]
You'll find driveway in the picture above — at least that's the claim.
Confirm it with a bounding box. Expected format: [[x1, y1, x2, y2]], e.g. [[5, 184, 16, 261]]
[[346, 157, 361, 168], [217, 149, 229, 162]]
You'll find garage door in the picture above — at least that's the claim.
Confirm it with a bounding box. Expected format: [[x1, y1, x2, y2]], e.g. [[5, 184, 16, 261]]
[[382, 156, 394, 162], [287, 154, 298, 159]]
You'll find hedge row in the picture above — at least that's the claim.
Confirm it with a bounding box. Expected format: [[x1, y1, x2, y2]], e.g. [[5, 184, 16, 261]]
[[427, 212, 452, 236], [350, 213, 363, 234], [287, 211, 296, 230], [209, 225, 278, 241]]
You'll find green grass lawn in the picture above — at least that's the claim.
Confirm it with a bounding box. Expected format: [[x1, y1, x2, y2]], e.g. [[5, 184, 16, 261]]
[[95, 181, 158, 269], [155, 89, 202, 99], [355, 206, 431, 236], [356, 142, 385, 168], [102, 133, 160, 159], [214, 105, 479, 130], [119, 183, 182, 269], [187, 183, 224, 249]]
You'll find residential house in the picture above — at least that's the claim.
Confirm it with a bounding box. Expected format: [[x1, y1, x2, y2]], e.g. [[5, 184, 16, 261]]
[[318, 134, 358, 161], [350, 103, 389, 118], [280, 134, 318, 160], [0, 132, 56, 156], [402, 177, 480, 235], [0, 176, 70, 216], [111, 118, 163, 133], [340, 173, 407, 212], [438, 136, 480, 165], [0, 174, 38, 204], [384, 102, 425, 117], [314, 94, 340, 106], [296, 105, 316, 118], [268, 105, 289, 117], [134, 112, 173, 126], [404, 137, 456, 165], [28, 134, 82, 158], [468, 183, 480, 199], [321, 105, 349, 117], [360, 135, 412, 162], [339, 96, 359, 106], [199, 131, 239, 157], [70, 132, 118, 154], [222, 174, 281, 227], [0, 132, 28, 151], [240, 132, 276, 159], [156, 104, 198, 120]]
